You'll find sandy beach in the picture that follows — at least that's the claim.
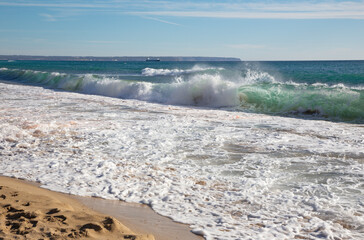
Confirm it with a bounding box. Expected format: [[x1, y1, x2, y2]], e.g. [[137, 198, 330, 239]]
[[72, 195, 203, 240], [0, 176, 155, 240], [0, 176, 203, 240]]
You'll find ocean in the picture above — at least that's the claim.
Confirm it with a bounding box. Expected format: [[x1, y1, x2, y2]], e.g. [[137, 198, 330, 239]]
[[0, 60, 363, 239]]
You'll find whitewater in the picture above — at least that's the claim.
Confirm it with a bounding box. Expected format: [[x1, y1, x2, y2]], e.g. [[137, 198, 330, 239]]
[[0, 60, 363, 239]]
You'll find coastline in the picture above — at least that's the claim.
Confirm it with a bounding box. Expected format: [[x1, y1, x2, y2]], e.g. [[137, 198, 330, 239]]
[[1, 66, 363, 239], [0, 176, 202, 240]]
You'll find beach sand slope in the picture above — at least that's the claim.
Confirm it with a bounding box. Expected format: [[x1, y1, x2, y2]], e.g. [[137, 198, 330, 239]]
[[0, 176, 154, 240]]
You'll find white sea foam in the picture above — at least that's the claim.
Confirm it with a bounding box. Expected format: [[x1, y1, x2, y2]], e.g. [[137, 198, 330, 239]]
[[79, 73, 241, 107], [77, 68, 279, 108], [1, 68, 363, 121], [142, 67, 186, 76], [1, 82, 363, 240], [141, 66, 224, 76], [81, 74, 154, 100], [243, 68, 277, 84], [166, 73, 239, 106]]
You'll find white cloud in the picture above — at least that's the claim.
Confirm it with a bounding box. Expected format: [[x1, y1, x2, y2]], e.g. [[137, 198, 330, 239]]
[[39, 13, 56, 21]]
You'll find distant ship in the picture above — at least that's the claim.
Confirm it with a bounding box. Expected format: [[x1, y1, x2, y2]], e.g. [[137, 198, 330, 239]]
[[146, 58, 160, 62]]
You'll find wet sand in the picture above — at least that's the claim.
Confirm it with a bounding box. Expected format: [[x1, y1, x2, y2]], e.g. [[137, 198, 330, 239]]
[[0, 176, 203, 240], [72, 195, 204, 240]]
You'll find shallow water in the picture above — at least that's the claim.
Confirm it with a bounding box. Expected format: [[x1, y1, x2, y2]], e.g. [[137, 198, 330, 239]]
[[1, 82, 363, 239]]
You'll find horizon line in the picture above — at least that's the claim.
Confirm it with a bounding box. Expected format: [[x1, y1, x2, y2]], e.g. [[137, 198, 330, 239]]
[[1, 55, 364, 62]]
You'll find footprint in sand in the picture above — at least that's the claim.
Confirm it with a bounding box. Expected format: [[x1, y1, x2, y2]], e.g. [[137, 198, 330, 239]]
[[124, 235, 137, 240], [10, 192, 18, 197], [54, 215, 67, 222], [102, 217, 114, 231], [6, 211, 37, 220], [45, 214, 67, 225], [3, 204, 39, 236], [46, 208, 60, 214], [80, 223, 102, 232]]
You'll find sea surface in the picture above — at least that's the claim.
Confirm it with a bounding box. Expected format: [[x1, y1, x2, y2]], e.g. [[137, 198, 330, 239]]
[[0, 60, 363, 239]]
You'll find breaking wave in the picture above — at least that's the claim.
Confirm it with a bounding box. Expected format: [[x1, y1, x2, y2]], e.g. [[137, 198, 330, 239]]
[[238, 83, 364, 121], [141, 66, 224, 76], [1, 67, 363, 122]]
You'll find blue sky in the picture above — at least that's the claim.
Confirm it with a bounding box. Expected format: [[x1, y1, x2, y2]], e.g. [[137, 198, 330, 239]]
[[0, 0, 364, 60]]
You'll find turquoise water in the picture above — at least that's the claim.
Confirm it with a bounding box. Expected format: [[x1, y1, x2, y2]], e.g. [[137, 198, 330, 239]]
[[1, 60, 364, 239], [1, 60, 363, 122]]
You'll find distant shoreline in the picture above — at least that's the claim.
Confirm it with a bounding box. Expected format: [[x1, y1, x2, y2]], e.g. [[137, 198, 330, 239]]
[[0, 55, 241, 62]]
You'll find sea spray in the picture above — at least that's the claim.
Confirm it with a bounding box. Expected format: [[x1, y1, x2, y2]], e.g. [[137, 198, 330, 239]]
[[1, 62, 363, 122], [141, 66, 223, 76]]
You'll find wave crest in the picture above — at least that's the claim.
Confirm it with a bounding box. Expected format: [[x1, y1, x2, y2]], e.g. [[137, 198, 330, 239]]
[[141, 66, 224, 76], [1, 67, 363, 121], [238, 83, 364, 121]]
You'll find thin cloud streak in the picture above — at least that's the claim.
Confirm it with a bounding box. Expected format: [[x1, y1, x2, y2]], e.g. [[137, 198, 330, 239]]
[[141, 16, 182, 26], [0, 2, 112, 8], [132, 10, 364, 19], [2, 0, 364, 19]]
